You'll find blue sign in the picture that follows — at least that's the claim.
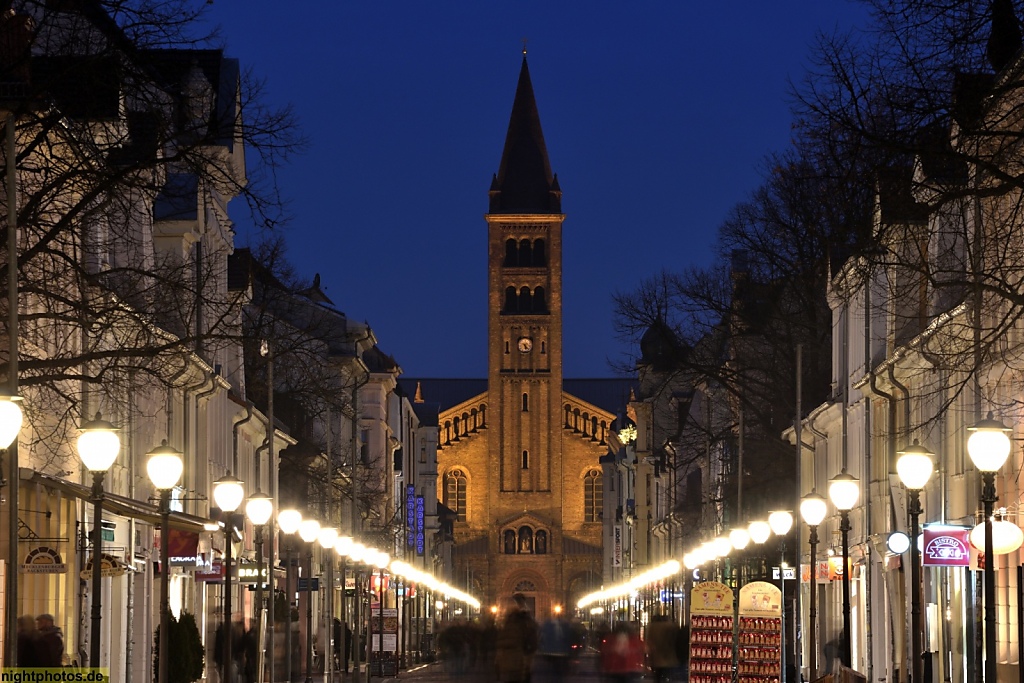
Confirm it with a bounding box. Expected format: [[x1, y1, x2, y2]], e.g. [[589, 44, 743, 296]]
[[297, 577, 320, 592], [407, 486, 416, 548], [416, 496, 425, 556]]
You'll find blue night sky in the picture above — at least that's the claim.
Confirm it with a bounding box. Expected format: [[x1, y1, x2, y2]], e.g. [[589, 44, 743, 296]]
[[202, 2, 869, 378]]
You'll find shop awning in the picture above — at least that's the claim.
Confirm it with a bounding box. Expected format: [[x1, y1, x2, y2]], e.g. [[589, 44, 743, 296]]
[[28, 471, 210, 533]]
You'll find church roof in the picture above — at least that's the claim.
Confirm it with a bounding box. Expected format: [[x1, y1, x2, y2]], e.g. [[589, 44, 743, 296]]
[[489, 56, 562, 214], [396, 377, 635, 416]]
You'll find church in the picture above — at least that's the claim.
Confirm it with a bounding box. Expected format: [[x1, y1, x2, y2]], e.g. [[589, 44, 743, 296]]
[[401, 55, 632, 617]]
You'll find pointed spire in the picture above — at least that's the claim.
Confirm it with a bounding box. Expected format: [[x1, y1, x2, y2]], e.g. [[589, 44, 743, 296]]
[[490, 55, 561, 214], [414, 381, 424, 404], [988, 0, 1022, 73]]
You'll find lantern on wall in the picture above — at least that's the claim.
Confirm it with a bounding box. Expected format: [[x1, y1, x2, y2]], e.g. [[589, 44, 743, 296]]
[[970, 517, 1024, 556]]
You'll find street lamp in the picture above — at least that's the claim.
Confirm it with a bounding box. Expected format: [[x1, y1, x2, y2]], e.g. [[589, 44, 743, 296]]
[[828, 470, 860, 668], [147, 440, 184, 683], [800, 490, 827, 679], [335, 536, 354, 673], [77, 412, 120, 667], [318, 527, 338, 681], [730, 528, 751, 550], [768, 511, 793, 683], [748, 520, 771, 545], [278, 508, 303, 683], [245, 490, 273, 679], [0, 395, 23, 449], [897, 439, 935, 683], [213, 475, 245, 683], [297, 518, 320, 683], [967, 412, 1012, 683]]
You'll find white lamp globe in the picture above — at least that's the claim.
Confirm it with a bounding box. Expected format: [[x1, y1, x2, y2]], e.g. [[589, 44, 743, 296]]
[[828, 471, 860, 511], [712, 536, 732, 558], [245, 492, 273, 526], [748, 520, 771, 544], [896, 440, 935, 490], [970, 519, 1024, 555], [968, 413, 1013, 473], [335, 536, 354, 556], [146, 440, 184, 491], [278, 508, 302, 535], [298, 518, 321, 543], [374, 552, 390, 569], [0, 396, 23, 449], [349, 543, 366, 563], [729, 528, 751, 550], [886, 531, 911, 554], [212, 475, 245, 513], [682, 552, 697, 569], [318, 527, 338, 549], [77, 412, 121, 472], [768, 511, 794, 536], [800, 491, 828, 527]]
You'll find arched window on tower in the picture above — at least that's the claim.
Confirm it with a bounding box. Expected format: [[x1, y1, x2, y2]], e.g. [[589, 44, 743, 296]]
[[533, 239, 546, 266], [564, 404, 572, 428], [445, 469, 467, 522], [519, 239, 532, 266], [533, 287, 547, 313], [519, 287, 532, 313], [505, 287, 518, 314], [522, 393, 529, 412], [522, 450, 529, 469], [505, 239, 518, 267], [584, 469, 603, 522]]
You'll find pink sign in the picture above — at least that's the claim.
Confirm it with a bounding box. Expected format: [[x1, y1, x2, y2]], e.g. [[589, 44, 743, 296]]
[[922, 528, 970, 567]]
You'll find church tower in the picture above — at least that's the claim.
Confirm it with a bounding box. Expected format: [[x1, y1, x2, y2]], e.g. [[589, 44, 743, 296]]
[[409, 56, 623, 618]]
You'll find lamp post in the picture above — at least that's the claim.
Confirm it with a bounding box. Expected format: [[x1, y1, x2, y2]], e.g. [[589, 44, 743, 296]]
[[800, 491, 827, 679], [967, 412, 1012, 683], [318, 527, 338, 681], [213, 475, 245, 683], [278, 508, 303, 682], [828, 470, 860, 668], [374, 552, 390, 677], [76, 412, 121, 667], [146, 440, 184, 683], [298, 518, 320, 683], [896, 440, 935, 683], [335, 536, 354, 673], [245, 491, 273, 682], [768, 511, 793, 683]]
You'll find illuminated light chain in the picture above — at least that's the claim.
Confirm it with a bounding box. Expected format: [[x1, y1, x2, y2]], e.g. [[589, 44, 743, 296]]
[[576, 559, 681, 610], [389, 560, 481, 610]]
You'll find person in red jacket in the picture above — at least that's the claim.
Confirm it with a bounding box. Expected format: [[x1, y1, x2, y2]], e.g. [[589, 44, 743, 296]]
[[600, 622, 645, 683]]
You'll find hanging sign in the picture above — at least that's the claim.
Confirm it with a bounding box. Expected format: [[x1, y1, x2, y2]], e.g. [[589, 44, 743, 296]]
[[923, 527, 971, 567], [407, 486, 416, 548], [236, 560, 269, 584], [612, 526, 622, 567], [415, 496, 425, 556], [21, 546, 67, 574], [195, 561, 225, 582], [80, 553, 128, 579]]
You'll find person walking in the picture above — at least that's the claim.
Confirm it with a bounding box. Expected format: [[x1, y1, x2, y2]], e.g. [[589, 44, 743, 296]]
[[34, 614, 64, 667], [17, 615, 39, 667], [600, 622, 644, 683], [645, 614, 680, 683], [494, 594, 538, 683]]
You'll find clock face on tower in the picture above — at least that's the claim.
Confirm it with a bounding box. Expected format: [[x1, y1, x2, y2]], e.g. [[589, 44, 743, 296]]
[[517, 337, 533, 353]]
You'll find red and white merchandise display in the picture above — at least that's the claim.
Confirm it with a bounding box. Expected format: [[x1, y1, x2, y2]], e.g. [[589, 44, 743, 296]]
[[737, 581, 783, 683], [688, 581, 735, 683]]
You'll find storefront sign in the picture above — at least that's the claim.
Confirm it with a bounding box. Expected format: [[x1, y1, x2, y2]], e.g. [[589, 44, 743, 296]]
[[167, 530, 201, 566], [923, 527, 971, 567], [612, 526, 622, 567], [195, 561, 224, 582], [407, 486, 416, 548], [21, 546, 67, 574], [415, 496, 425, 556], [237, 560, 269, 584], [690, 581, 734, 615], [80, 553, 128, 579]]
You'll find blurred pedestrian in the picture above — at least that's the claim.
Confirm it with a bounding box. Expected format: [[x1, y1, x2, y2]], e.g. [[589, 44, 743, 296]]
[[645, 614, 680, 683], [495, 594, 537, 683], [600, 622, 644, 683], [536, 610, 573, 681], [34, 614, 64, 667], [17, 615, 39, 667]]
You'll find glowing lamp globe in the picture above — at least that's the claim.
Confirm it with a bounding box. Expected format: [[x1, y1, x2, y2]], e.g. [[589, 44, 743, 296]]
[[0, 396, 24, 449], [768, 511, 794, 536], [146, 440, 184, 491], [349, 543, 366, 563], [748, 520, 771, 545], [968, 413, 1013, 473], [212, 475, 244, 513], [829, 471, 860, 511], [278, 509, 302, 535], [712, 536, 732, 558], [729, 528, 751, 550], [245, 492, 274, 526], [318, 527, 338, 549], [897, 440, 935, 490], [335, 536, 354, 556], [887, 531, 911, 554], [298, 518, 321, 543], [970, 520, 1024, 555], [800, 491, 828, 527], [77, 412, 121, 473], [374, 552, 390, 569]]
